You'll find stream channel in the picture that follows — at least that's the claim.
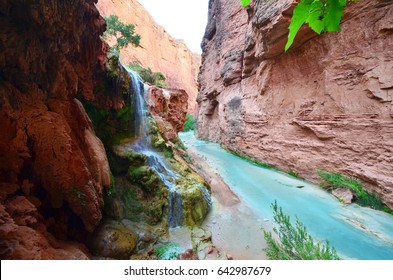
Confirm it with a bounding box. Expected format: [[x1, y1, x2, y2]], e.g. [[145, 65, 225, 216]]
[[179, 131, 393, 260]]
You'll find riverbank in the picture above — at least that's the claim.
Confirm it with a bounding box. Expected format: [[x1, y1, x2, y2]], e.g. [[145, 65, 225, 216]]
[[179, 131, 393, 260], [181, 145, 269, 259]]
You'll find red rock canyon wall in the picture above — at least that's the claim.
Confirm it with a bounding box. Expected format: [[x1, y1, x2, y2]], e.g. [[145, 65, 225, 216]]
[[197, 0, 393, 207], [96, 0, 201, 114], [0, 0, 110, 258]]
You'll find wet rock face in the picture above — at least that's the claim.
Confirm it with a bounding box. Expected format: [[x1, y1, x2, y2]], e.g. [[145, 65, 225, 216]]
[[0, 0, 110, 257], [197, 0, 393, 207]]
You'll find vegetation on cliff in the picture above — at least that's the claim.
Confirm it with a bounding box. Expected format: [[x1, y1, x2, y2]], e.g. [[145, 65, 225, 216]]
[[103, 15, 141, 50], [240, 0, 350, 50], [128, 62, 167, 87], [264, 201, 341, 260], [317, 171, 393, 214]]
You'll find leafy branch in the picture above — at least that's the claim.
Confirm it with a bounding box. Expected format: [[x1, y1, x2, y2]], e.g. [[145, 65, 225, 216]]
[[103, 15, 141, 50], [239, 0, 351, 51], [285, 0, 347, 50]]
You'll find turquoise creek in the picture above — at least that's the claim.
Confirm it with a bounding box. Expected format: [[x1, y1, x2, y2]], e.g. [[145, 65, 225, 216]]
[[180, 131, 393, 260]]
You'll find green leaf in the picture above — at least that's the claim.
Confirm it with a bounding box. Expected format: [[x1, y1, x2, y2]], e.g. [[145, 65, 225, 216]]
[[240, 0, 251, 8], [305, 0, 324, 34], [285, 0, 314, 51], [285, 0, 347, 51], [323, 0, 345, 32]]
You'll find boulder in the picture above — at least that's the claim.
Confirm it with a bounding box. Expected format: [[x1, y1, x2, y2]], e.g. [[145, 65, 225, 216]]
[[332, 188, 355, 204]]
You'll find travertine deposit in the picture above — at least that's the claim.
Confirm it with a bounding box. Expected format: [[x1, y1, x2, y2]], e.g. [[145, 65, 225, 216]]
[[146, 86, 188, 141], [0, 0, 109, 258], [197, 0, 393, 207], [96, 0, 201, 114]]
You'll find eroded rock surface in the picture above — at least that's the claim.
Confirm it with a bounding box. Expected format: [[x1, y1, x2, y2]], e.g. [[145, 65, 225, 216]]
[[197, 0, 393, 208], [0, 0, 110, 258], [146, 87, 188, 141]]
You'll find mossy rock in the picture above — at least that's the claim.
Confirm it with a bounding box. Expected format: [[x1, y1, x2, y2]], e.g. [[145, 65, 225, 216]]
[[127, 166, 163, 193], [121, 187, 144, 222], [182, 186, 211, 227], [125, 150, 147, 166], [90, 220, 138, 259], [154, 243, 182, 260], [146, 197, 167, 225]]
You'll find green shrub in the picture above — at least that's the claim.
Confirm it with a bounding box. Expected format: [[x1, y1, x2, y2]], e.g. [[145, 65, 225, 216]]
[[128, 62, 166, 87], [154, 243, 182, 260], [263, 201, 341, 260], [183, 114, 196, 131], [103, 15, 140, 50], [317, 170, 393, 214]]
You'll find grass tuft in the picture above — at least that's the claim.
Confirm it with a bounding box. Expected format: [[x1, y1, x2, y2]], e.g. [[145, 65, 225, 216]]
[[317, 170, 393, 214]]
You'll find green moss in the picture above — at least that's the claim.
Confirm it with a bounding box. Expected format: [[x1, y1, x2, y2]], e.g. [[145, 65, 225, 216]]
[[175, 141, 186, 151], [287, 170, 299, 178], [127, 166, 162, 193], [177, 182, 211, 227], [162, 149, 174, 159], [83, 101, 133, 147], [154, 243, 181, 260], [146, 199, 165, 225], [121, 188, 143, 222], [184, 154, 192, 164], [125, 150, 147, 166], [226, 149, 277, 170], [317, 170, 393, 214], [128, 62, 166, 87]]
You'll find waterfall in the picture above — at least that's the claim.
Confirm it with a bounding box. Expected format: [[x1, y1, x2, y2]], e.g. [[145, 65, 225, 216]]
[[126, 68, 183, 228]]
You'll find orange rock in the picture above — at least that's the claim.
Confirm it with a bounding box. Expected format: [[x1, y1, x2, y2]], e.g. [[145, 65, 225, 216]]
[[146, 86, 188, 141], [0, 0, 111, 259], [96, 0, 200, 114]]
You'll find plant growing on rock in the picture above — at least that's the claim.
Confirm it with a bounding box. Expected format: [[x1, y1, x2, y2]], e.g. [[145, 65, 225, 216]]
[[263, 201, 341, 260], [240, 0, 352, 50], [154, 243, 182, 260], [103, 15, 141, 51], [317, 170, 393, 214], [128, 62, 166, 87]]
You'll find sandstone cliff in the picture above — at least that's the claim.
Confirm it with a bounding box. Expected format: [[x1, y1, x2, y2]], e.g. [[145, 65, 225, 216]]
[[96, 0, 201, 114], [197, 0, 393, 208], [0, 0, 110, 259]]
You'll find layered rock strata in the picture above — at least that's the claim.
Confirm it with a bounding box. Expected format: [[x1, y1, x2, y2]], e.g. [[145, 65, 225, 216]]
[[197, 0, 393, 207]]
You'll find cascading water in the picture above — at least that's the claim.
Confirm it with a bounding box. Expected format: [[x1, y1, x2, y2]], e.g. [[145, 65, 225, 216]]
[[126, 68, 183, 227]]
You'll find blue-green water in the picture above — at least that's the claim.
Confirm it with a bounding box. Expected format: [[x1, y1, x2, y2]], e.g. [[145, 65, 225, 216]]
[[179, 131, 393, 260]]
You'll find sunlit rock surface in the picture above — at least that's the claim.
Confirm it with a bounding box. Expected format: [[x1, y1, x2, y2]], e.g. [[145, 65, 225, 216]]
[[96, 0, 201, 114]]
